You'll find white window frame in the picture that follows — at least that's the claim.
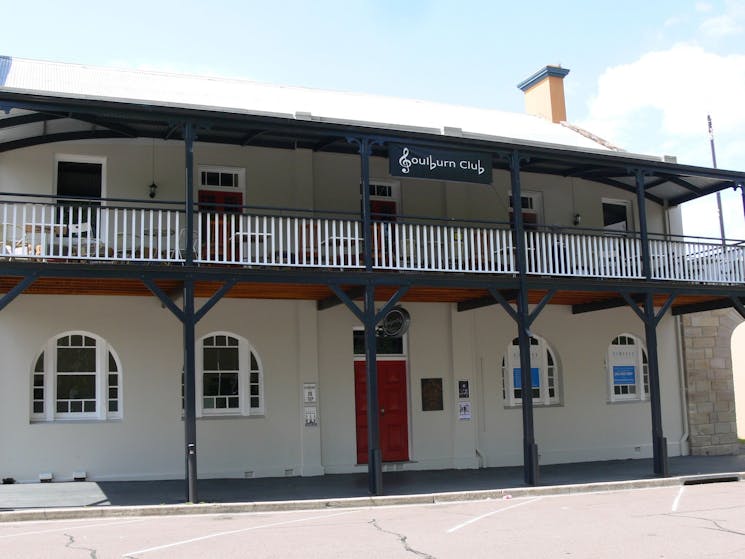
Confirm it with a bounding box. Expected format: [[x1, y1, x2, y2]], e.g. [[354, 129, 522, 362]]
[[602, 198, 633, 232], [501, 334, 560, 407], [195, 331, 264, 417], [367, 179, 401, 204], [198, 165, 246, 195], [606, 333, 649, 403], [509, 190, 543, 225], [54, 154, 108, 199], [30, 331, 122, 422]]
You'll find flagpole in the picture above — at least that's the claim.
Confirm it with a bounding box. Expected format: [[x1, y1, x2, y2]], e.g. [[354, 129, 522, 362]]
[[708, 114, 727, 247]]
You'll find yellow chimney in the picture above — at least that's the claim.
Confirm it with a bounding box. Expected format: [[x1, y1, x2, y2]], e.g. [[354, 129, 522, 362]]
[[517, 65, 570, 123]]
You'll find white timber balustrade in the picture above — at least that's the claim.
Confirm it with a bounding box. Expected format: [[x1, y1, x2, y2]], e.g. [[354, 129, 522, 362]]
[[525, 229, 643, 279], [372, 221, 516, 274], [2, 200, 745, 285], [196, 211, 363, 268]]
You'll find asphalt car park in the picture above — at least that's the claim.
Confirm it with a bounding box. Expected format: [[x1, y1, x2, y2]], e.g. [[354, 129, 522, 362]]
[[2, 480, 744, 558]]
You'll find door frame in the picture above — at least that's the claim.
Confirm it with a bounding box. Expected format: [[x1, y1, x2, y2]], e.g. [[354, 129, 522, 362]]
[[352, 327, 411, 464]]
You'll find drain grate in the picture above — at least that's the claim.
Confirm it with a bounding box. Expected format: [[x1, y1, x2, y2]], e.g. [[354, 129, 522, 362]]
[[683, 475, 740, 485]]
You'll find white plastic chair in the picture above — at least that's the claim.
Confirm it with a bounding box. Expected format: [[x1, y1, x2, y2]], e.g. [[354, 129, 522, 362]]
[[1, 224, 31, 258], [67, 222, 105, 257], [173, 228, 200, 261]]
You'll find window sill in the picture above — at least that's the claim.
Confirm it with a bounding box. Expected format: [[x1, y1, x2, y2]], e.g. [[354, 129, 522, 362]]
[[182, 413, 266, 420], [30, 418, 122, 424], [503, 403, 563, 409], [606, 398, 649, 405]]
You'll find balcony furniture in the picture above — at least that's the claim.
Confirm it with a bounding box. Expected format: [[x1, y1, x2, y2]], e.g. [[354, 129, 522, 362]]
[[61, 222, 110, 258], [1, 223, 31, 258]]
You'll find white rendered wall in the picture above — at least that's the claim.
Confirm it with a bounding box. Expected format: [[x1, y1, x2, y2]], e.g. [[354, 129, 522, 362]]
[[0, 295, 319, 482]]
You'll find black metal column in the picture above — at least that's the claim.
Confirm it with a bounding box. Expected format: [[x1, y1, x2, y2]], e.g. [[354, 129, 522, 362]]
[[184, 123, 195, 266], [358, 137, 374, 272], [183, 122, 198, 502], [509, 150, 538, 485], [644, 293, 668, 476], [363, 282, 383, 494], [635, 169, 668, 477]]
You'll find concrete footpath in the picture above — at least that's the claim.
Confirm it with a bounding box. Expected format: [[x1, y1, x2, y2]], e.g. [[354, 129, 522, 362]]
[[1, 454, 744, 522]]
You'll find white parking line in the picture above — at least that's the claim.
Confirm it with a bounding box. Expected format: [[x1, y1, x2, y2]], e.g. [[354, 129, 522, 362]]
[[672, 486, 685, 512], [122, 509, 359, 557], [446, 497, 542, 533], [0, 518, 147, 539]]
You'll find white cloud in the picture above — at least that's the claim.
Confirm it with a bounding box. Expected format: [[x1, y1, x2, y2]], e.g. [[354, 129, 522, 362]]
[[699, 0, 745, 36], [579, 44, 745, 166], [696, 2, 713, 13], [700, 13, 742, 36], [579, 41, 745, 240]]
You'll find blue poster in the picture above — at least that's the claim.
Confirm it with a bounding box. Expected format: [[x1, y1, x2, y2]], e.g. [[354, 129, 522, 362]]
[[513, 367, 540, 389], [613, 365, 635, 385]]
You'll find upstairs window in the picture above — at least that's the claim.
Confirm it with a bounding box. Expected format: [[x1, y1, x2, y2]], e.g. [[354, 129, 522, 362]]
[[198, 166, 245, 190]]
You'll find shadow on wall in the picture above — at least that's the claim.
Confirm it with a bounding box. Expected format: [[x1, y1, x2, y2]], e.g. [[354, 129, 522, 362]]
[[732, 322, 745, 439], [0, 56, 10, 87]]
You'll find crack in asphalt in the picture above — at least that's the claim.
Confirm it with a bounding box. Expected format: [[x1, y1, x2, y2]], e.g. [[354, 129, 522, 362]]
[[63, 532, 98, 559], [670, 514, 745, 538], [369, 518, 436, 559]]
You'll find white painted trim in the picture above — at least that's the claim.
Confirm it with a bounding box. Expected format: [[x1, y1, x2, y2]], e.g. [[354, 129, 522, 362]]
[[602, 197, 634, 231], [197, 165, 246, 198], [196, 331, 264, 418], [30, 330, 122, 422], [606, 333, 648, 403], [54, 153, 108, 200]]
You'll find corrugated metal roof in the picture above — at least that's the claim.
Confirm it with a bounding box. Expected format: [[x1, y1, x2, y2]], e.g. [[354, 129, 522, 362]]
[[0, 55, 612, 153]]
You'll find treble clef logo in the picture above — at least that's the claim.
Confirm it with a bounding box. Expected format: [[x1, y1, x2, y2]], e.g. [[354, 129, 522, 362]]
[[399, 147, 412, 174]]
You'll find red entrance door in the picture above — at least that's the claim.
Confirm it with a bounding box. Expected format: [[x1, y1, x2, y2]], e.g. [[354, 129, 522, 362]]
[[354, 360, 409, 464]]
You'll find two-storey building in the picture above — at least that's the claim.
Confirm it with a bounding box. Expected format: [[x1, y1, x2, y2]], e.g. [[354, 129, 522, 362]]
[[1, 57, 744, 501]]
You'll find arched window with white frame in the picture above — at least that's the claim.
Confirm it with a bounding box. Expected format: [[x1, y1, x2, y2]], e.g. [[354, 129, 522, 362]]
[[195, 332, 263, 417], [501, 335, 560, 406], [607, 334, 649, 402], [31, 331, 122, 422]]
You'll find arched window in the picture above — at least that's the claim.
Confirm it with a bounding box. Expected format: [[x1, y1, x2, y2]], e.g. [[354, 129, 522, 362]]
[[607, 334, 649, 402], [501, 335, 560, 406], [31, 332, 122, 422], [196, 332, 263, 416]]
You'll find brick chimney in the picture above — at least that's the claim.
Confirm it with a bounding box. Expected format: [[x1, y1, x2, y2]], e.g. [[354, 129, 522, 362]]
[[517, 65, 570, 123]]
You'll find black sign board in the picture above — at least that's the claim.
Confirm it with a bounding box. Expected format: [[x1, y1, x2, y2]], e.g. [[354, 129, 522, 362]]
[[389, 144, 492, 185]]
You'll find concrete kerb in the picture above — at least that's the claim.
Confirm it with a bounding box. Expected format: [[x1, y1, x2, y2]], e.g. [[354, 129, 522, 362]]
[[2, 472, 744, 523]]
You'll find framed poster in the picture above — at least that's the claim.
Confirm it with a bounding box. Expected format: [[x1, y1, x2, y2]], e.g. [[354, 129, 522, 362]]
[[458, 380, 470, 399], [421, 378, 444, 411], [303, 383, 317, 404], [458, 401, 472, 420]]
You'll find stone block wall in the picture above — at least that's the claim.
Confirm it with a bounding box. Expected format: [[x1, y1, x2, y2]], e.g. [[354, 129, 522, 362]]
[[681, 309, 742, 455]]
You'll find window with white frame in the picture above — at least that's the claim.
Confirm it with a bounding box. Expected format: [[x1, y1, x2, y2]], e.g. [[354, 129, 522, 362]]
[[501, 335, 560, 406], [607, 334, 649, 402], [508, 191, 543, 228], [31, 332, 122, 422], [195, 332, 263, 416], [198, 165, 245, 190]]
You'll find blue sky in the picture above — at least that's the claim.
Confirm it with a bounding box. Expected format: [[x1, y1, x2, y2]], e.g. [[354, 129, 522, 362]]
[[3, 0, 744, 237]]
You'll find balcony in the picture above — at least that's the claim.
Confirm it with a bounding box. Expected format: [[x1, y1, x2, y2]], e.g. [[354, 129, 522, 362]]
[[2, 197, 744, 285]]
